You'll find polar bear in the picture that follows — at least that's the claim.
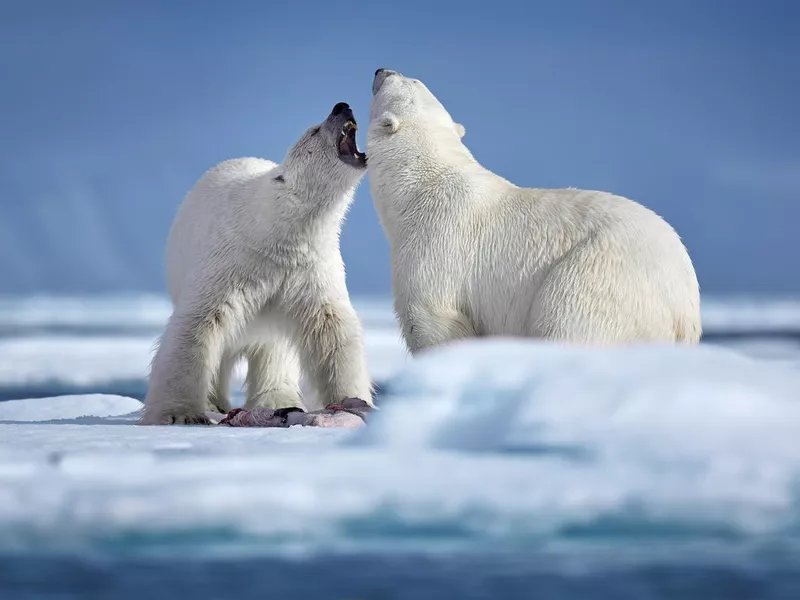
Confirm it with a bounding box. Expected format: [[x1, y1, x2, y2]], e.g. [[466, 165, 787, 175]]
[[367, 69, 702, 354], [140, 102, 373, 425]]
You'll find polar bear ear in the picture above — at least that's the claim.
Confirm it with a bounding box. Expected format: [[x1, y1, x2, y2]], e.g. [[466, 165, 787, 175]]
[[379, 112, 401, 134], [453, 122, 466, 139]]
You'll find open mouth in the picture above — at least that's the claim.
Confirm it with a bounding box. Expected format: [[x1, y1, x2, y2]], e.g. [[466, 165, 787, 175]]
[[338, 120, 367, 168]]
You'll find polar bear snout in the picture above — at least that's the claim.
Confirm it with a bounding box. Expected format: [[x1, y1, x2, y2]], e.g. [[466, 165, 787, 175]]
[[331, 102, 351, 117], [372, 68, 397, 95], [324, 103, 367, 169], [324, 102, 356, 129]]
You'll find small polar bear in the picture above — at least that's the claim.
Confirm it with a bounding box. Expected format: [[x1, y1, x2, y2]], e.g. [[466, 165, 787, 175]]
[[366, 69, 702, 354], [140, 102, 373, 425]]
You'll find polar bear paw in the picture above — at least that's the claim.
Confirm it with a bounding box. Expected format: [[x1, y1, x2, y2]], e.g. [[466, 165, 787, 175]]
[[205, 398, 232, 415], [245, 389, 304, 411], [138, 409, 213, 426]]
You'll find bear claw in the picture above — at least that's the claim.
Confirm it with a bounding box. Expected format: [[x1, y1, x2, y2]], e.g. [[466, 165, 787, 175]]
[[139, 412, 213, 426]]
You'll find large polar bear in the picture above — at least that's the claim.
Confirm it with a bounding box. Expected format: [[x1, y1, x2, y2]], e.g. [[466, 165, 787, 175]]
[[367, 69, 702, 354], [140, 102, 373, 425]]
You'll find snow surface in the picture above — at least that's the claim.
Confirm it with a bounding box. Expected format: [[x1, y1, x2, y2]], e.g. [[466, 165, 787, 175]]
[[0, 394, 142, 423], [701, 295, 800, 333], [0, 295, 171, 331], [1, 339, 799, 566], [0, 336, 153, 388]]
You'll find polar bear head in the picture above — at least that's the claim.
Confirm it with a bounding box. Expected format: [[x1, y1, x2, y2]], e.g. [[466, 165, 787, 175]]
[[277, 102, 367, 195], [368, 69, 466, 148]]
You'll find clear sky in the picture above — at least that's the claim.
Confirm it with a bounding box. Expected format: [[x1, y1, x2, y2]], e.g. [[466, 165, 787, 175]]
[[1, 0, 798, 295]]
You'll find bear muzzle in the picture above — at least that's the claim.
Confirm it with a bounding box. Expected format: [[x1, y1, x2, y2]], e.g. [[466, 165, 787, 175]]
[[330, 102, 353, 119], [372, 68, 398, 95], [325, 103, 366, 169]]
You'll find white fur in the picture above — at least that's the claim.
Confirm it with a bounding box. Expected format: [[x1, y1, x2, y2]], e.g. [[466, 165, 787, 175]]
[[367, 70, 702, 354], [140, 112, 373, 425]]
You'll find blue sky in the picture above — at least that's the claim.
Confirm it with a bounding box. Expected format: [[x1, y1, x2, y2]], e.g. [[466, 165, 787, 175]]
[[1, 0, 798, 295]]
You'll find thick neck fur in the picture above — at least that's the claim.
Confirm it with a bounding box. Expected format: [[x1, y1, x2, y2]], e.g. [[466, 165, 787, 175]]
[[368, 123, 503, 244], [239, 163, 361, 258]]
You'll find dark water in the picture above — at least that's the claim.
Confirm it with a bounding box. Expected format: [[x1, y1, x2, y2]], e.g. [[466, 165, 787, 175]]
[[2, 553, 800, 600]]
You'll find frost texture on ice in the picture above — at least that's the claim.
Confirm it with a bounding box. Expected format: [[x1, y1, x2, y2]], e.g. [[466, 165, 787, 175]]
[[0, 338, 799, 564]]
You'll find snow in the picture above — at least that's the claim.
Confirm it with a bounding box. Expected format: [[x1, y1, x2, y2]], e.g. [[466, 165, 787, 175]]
[[701, 295, 800, 333], [359, 340, 800, 459], [0, 295, 171, 331], [0, 394, 141, 422], [0, 337, 153, 388], [1, 338, 799, 566]]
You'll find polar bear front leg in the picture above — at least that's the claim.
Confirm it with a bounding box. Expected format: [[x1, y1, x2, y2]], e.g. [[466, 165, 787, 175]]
[[402, 303, 477, 355], [140, 285, 270, 425], [293, 297, 374, 408], [139, 310, 225, 425]]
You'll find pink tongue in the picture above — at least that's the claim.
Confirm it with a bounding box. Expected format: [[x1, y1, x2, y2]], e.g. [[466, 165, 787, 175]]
[[341, 134, 356, 154]]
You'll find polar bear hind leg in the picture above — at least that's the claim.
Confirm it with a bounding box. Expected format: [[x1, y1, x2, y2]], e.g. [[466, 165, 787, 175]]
[[243, 339, 304, 411], [402, 304, 477, 355], [529, 239, 676, 344]]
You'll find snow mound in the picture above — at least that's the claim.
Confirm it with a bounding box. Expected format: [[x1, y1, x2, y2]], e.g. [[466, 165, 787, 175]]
[[0, 394, 142, 422], [358, 340, 800, 463]]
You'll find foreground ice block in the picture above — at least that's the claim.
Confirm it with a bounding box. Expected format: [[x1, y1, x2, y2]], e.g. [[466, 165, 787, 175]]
[[356, 339, 800, 464]]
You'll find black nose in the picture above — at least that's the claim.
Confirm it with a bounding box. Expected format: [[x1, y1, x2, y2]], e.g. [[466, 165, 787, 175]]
[[331, 102, 349, 116], [375, 68, 385, 77]]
